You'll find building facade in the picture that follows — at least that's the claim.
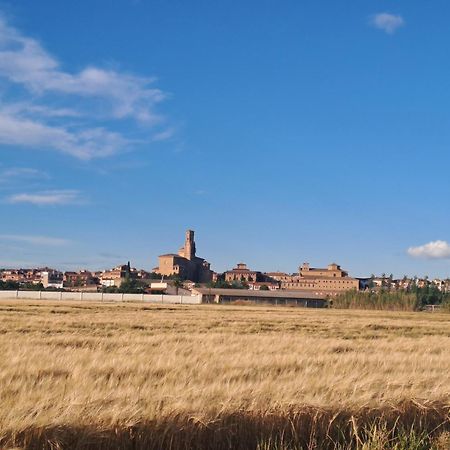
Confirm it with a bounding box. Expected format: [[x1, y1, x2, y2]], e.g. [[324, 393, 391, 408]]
[[279, 262, 359, 295], [224, 263, 262, 282], [41, 271, 64, 289], [99, 264, 132, 288]]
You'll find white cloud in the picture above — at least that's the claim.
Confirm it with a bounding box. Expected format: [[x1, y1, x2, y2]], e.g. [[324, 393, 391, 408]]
[[407, 240, 450, 259], [0, 17, 165, 123], [0, 111, 127, 159], [0, 14, 170, 159], [7, 189, 82, 206], [0, 234, 70, 246], [371, 13, 405, 34]]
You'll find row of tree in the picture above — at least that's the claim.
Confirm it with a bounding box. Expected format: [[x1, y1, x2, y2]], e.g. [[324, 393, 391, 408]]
[[206, 279, 249, 289], [333, 286, 450, 311], [102, 279, 148, 294], [0, 281, 47, 291]]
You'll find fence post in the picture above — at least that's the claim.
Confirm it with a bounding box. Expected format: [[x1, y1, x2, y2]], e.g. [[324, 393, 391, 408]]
[[39, 291, 42, 300], [121, 293, 124, 302], [59, 291, 63, 301], [16, 290, 19, 299], [80, 292, 83, 301], [180, 294, 183, 304]]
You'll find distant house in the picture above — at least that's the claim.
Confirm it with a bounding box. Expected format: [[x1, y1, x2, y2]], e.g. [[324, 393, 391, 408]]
[[64, 270, 96, 288], [41, 271, 64, 289], [1, 269, 25, 283], [100, 265, 131, 287]]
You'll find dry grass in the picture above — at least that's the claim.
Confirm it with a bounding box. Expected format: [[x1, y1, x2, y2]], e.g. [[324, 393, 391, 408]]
[[0, 300, 448, 449]]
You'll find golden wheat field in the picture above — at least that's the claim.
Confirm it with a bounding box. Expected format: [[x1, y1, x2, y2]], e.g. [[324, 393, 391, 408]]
[[0, 299, 449, 449]]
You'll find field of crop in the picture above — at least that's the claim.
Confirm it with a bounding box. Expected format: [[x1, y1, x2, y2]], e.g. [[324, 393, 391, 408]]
[[0, 300, 448, 449]]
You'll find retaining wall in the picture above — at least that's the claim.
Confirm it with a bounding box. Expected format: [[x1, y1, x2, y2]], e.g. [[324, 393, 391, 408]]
[[0, 290, 202, 304]]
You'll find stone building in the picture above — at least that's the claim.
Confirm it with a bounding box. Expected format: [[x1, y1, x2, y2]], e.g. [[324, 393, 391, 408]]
[[153, 230, 213, 283], [224, 263, 263, 283], [279, 262, 359, 295], [299, 262, 346, 278], [224, 264, 280, 289], [265, 272, 293, 283]]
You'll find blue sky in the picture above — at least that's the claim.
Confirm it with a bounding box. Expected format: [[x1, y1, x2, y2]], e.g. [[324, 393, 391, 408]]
[[1, 0, 450, 277]]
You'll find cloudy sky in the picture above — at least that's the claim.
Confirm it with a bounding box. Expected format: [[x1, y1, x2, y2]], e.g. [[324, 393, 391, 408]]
[[1, 0, 449, 277]]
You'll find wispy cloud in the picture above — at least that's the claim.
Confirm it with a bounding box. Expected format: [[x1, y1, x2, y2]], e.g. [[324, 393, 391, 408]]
[[0, 234, 70, 246], [0, 167, 49, 183], [0, 14, 170, 159], [407, 240, 450, 259], [7, 189, 82, 206], [98, 251, 123, 260], [0, 259, 42, 268], [2, 102, 81, 118], [371, 13, 405, 34], [152, 127, 176, 142]]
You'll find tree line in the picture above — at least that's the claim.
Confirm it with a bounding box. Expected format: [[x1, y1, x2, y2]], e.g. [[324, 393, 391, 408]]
[[333, 286, 450, 311]]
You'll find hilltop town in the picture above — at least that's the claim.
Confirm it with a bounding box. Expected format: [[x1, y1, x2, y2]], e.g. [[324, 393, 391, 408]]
[[1, 230, 449, 298]]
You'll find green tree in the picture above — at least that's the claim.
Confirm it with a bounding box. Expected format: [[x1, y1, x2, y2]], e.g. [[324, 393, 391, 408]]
[[21, 282, 44, 291], [118, 279, 145, 294], [103, 286, 119, 293], [206, 279, 249, 290], [0, 280, 19, 290], [172, 277, 183, 294]]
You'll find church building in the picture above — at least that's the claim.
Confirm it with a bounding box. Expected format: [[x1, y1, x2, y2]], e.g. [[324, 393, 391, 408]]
[[153, 230, 213, 283]]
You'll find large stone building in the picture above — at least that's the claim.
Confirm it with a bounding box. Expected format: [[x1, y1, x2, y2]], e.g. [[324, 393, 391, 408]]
[[224, 263, 280, 290], [224, 263, 263, 283], [268, 262, 359, 296], [153, 230, 213, 283]]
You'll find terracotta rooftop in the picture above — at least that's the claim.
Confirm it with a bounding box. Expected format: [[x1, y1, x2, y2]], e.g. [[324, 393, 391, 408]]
[[226, 268, 257, 273]]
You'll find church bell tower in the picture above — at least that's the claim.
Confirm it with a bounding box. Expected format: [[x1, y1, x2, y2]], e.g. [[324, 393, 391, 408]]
[[184, 229, 196, 260]]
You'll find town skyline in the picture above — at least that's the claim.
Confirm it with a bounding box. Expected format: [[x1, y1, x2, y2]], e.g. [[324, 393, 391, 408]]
[[2, 1, 450, 277], [1, 228, 449, 282]]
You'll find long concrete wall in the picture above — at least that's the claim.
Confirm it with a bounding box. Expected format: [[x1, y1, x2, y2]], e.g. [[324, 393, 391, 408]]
[[0, 290, 202, 304]]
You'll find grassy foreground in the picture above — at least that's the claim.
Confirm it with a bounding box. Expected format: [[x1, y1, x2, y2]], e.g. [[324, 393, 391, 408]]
[[0, 300, 448, 449]]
